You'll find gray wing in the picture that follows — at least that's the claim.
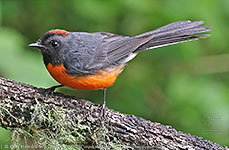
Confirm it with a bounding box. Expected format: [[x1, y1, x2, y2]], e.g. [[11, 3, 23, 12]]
[[63, 32, 142, 75], [96, 32, 154, 67]]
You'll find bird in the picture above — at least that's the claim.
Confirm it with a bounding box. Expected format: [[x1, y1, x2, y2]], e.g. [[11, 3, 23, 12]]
[[29, 20, 211, 114]]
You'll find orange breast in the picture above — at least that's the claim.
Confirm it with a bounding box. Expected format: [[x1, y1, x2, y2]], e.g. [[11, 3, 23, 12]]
[[46, 64, 124, 90]]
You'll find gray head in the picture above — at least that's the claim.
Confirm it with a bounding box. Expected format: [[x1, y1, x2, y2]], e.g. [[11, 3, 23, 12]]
[[29, 29, 71, 66]]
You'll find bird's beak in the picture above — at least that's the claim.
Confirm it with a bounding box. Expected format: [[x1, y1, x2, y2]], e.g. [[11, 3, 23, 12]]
[[28, 42, 44, 48]]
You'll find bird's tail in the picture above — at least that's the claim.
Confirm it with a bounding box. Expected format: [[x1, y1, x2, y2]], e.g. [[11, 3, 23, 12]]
[[135, 21, 211, 52]]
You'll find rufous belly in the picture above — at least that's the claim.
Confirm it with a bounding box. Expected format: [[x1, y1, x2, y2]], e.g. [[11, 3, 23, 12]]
[[46, 63, 123, 90]]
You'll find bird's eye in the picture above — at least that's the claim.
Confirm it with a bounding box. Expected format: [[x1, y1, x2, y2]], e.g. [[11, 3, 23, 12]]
[[50, 40, 60, 48]]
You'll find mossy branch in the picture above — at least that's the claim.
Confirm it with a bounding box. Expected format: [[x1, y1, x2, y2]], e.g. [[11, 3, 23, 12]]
[[0, 77, 228, 150]]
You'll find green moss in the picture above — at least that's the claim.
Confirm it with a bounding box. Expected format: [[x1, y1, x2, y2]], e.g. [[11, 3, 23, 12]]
[[1, 98, 132, 150]]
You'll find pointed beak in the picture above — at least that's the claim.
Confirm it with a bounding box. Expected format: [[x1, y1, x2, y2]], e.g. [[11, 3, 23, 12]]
[[28, 42, 44, 48]]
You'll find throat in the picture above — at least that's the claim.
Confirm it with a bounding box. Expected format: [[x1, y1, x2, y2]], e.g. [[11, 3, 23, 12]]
[[43, 54, 62, 66]]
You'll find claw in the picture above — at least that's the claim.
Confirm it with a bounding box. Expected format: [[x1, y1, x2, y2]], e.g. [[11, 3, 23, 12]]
[[43, 85, 64, 97]]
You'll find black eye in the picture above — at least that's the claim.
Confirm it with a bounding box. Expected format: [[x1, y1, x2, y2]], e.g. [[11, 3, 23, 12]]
[[50, 40, 60, 48]]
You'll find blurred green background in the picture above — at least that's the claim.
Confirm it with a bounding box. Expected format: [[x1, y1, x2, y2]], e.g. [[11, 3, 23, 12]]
[[0, 0, 228, 148]]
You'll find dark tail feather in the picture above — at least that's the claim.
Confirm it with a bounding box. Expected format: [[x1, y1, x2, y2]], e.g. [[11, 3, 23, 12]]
[[135, 21, 211, 52], [137, 34, 210, 51]]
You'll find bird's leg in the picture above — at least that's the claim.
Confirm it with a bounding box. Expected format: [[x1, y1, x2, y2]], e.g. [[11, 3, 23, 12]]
[[44, 85, 64, 96], [99, 88, 107, 118], [102, 88, 107, 109]]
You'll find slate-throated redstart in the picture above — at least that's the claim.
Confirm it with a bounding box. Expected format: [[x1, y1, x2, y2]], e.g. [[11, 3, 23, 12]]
[[29, 20, 210, 111]]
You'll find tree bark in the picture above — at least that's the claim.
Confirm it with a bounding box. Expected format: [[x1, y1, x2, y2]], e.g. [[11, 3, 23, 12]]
[[0, 77, 228, 150]]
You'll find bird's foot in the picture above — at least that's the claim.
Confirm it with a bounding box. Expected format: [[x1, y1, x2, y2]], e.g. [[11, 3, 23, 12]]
[[43, 85, 64, 97]]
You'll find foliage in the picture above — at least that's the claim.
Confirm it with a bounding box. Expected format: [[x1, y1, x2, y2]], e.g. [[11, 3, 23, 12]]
[[0, 0, 228, 148]]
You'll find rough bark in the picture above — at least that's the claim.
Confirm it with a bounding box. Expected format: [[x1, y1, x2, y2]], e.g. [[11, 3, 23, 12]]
[[0, 77, 228, 150]]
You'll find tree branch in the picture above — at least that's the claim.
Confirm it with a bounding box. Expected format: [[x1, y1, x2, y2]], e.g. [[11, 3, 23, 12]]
[[0, 77, 228, 150]]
